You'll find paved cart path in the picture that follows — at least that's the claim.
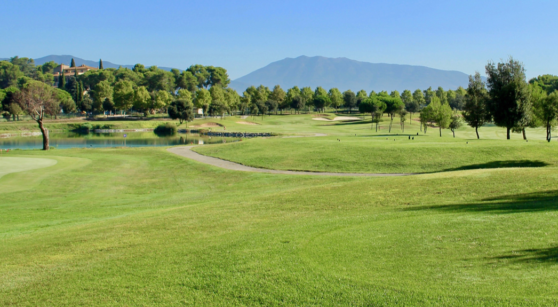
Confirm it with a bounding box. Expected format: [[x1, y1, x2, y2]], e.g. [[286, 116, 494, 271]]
[[168, 146, 412, 177]]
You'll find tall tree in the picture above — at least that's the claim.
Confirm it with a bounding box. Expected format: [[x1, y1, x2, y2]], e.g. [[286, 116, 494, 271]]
[[270, 85, 286, 114], [328, 88, 343, 111], [186, 65, 210, 89], [133, 86, 151, 116], [313, 95, 330, 113], [485, 57, 531, 139], [343, 90, 356, 114], [533, 88, 558, 142], [426, 96, 452, 137], [0, 61, 24, 88], [113, 80, 134, 114], [58, 70, 65, 89], [70, 58, 76, 68], [449, 114, 462, 138], [462, 73, 490, 139], [99, 59, 104, 70], [194, 88, 212, 115], [285, 86, 301, 114], [314, 86, 328, 98], [413, 89, 425, 107], [423, 87, 434, 105], [378, 94, 404, 132], [14, 82, 60, 150], [300, 87, 314, 112], [168, 99, 194, 127]]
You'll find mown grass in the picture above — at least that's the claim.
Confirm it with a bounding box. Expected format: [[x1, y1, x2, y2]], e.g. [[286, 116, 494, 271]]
[[2, 114, 558, 305], [2, 146, 558, 306]]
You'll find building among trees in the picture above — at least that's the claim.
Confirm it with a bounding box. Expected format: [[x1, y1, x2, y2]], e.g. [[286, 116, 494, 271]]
[[53, 64, 97, 86]]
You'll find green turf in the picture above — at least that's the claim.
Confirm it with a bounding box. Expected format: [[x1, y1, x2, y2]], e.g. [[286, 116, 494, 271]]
[[0, 157, 57, 178], [1, 114, 558, 305]]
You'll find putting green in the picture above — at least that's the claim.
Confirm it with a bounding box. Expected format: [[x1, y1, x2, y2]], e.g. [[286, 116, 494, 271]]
[[0, 157, 58, 179]]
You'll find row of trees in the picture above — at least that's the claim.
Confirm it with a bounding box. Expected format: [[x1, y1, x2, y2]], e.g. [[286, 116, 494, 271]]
[[458, 58, 558, 141]]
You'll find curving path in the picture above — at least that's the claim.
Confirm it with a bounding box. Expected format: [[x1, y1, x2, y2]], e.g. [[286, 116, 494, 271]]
[[167, 146, 412, 177]]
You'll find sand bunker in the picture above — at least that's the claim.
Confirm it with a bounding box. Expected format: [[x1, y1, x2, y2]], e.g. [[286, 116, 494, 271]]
[[312, 116, 362, 121], [236, 121, 260, 125], [190, 122, 223, 128]]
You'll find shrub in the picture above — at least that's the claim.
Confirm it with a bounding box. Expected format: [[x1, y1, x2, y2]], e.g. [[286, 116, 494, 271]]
[[154, 123, 177, 136]]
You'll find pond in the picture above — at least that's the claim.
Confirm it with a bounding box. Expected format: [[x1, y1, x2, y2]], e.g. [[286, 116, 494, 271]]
[[0, 132, 240, 150]]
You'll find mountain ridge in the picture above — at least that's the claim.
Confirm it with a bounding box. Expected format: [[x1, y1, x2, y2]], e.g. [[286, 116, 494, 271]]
[[1, 55, 178, 72], [230, 55, 475, 92]]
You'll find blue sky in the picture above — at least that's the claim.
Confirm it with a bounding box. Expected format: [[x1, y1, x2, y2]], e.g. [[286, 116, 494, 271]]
[[3, 0, 557, 79]]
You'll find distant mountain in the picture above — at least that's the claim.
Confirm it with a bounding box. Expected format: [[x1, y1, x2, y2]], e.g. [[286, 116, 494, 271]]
[[230, 56, 475, 92], [1, 55, 178, 71]]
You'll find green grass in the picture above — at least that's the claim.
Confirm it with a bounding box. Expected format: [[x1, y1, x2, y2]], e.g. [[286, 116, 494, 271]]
[[2, 114, 558, 305], [0, 157, 57, 179]]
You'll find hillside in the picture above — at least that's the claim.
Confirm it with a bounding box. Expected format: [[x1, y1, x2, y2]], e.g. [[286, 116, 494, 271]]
[[230, 56, 473, 92], [1, 55, 177, 71]]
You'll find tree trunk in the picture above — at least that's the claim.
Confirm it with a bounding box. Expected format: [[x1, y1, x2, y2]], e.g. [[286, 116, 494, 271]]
[[507, 127, 511, 140], [38, 120, 49, 150], [522, 128, 527, 141], [371, 112, 374, 129], [547, 124, 551, 142], [475, 127, 479, 139], [439, 126, 442, 137], [452, 129, 455, 138], [389, 114, 393, 133]]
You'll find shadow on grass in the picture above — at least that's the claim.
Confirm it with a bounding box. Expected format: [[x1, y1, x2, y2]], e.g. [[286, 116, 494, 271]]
[[442, 160, 550, 172], [407, 190, 558, 214], [490, 246, 558, 264]]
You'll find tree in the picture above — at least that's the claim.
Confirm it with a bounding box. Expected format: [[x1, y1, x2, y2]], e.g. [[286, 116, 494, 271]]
[[343, 90, 356, 114], [168, 99, 194, 127], [103, 98, 115, 115], [153, 90, 172, 111], [399, 109, 408, 132], [0, 61, 24, 88], [413, 89, 425, 106], [529, 74, 558, 94], [206, 66, 230, 88], [300, 87, 314, 112], [70, 58, 76, 68], [359, 97, 378, 129], [425, 96, 452, 137], [436, 87, 447, 104], [285, 86, 301, 114], [56, 88, 76, 115], [99, 59, 104, 70], [1, 86, 21, 121], [390, 90, 401, 99], [356, 90, 368, 107], [290, 96, 305, 114], [449, 114, 462, 138], [462, 72, 490, 139], [176, 71, 198, 92], [328, 88, 343, 111], [485, 57, 531, 139], [401, 89, 418, 124], [419, 106, 433, 133], [265, 100, 278, 115], [194, 88, 212, 116], [92, 80, 113, 111], [133, 86, 151, 116], [450, 87, 466, 110], [113, 80, 134, 114], [14, 82, 60, 150], [423, 87, 434, 105], [533, 90, 558, 142], [269, 85, 286, 114], [313, 95, 330, 113], [314, 86, 328, 98], [378, 94, 404, 133], [58, 70, 66, 89], [186, 65, 210, 89]]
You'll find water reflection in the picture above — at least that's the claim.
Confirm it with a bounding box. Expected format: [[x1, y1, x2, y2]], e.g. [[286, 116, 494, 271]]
[[0, 132, 238, 150]]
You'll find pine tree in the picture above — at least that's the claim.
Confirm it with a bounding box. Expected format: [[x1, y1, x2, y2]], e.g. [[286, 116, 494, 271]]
[[70, 58, 76, 67], [58, 70, 66, 89], [99, 59, 104, 69]]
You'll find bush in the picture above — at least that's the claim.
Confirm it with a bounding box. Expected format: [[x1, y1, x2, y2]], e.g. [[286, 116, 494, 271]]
[[154, 123, 177, 136]]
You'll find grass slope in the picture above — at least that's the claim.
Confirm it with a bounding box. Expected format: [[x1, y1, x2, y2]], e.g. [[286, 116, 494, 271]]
[[1, 147, 558, 305]]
